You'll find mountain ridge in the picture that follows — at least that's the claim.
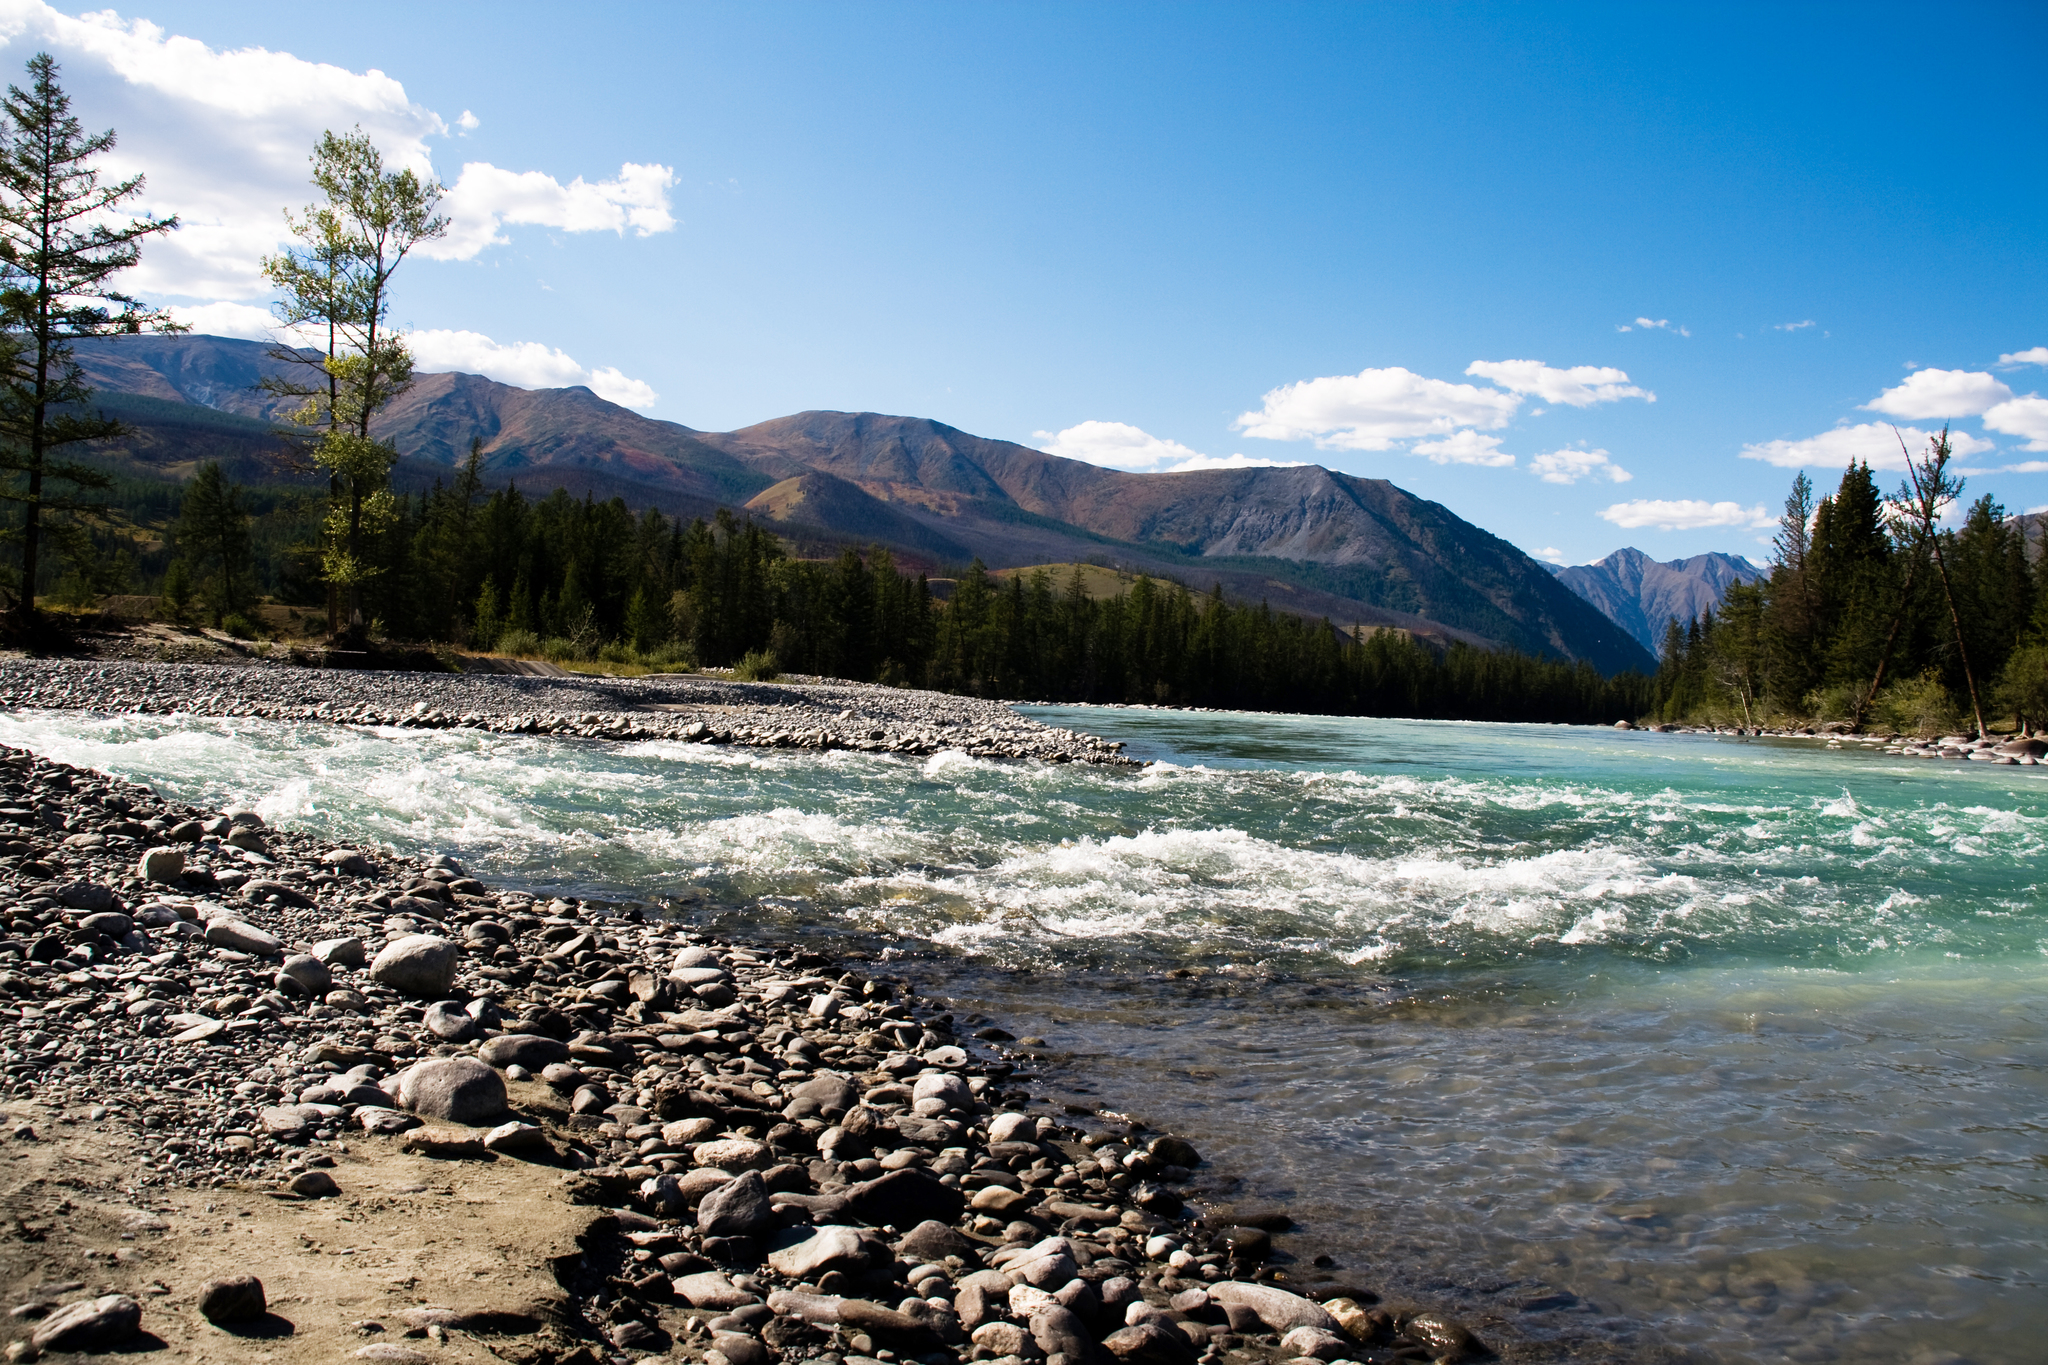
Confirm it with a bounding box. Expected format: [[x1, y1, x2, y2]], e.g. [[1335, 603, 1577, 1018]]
[[1550, 547, 1767, 655], [66, 333, 1655, 674]]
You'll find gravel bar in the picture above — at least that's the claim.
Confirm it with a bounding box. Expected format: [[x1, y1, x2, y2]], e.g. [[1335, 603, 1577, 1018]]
[[0, 660, 1134, 765], [0, 743, 1511, 1365]]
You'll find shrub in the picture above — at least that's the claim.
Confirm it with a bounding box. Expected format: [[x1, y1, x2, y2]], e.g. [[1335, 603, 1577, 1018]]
[[598, 639, 633, 664], [496, 628, 540, 657], [1873, 672, 1959, 737], [642, 638, 694, 669], [219, 612, 259, 640], [732, 649, 780, 682]]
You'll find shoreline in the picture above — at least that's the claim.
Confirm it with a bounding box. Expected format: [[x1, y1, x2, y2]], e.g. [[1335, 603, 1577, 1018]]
[[0, 660, 1135, 766], [0, 740, 1525, 1365]]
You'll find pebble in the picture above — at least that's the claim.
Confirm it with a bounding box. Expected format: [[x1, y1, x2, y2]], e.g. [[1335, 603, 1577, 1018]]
[[0, 739, 1495, 1365], [0, 659, 1134, 764]]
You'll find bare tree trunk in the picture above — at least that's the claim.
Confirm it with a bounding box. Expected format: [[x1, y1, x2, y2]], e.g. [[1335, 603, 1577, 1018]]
[[1929, 536, 1987, 737], [1851, 551, 1920, 732]]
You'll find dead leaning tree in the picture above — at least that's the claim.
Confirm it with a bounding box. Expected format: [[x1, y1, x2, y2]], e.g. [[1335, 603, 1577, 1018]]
[[1853, 425, 1987, 737]]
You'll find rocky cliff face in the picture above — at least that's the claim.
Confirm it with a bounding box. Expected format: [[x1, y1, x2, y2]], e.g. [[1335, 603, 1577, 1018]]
[[1551, 547, 1766, 655]]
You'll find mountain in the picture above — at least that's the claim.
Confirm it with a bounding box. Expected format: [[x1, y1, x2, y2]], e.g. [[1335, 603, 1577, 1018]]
[[68, 333, 1655, 674], [1549, 547, 1767, 655]]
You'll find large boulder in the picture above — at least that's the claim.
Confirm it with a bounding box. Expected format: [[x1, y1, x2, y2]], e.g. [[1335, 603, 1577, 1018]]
[[196, 1275, 266, 1324], [137, 846, 186, 884], [1208, 1282, 1339, 1334], [764, 1224, 875, 1279], [697, 1169, 774, 1237], [32, 1295, 141, 1352], [395, 1057, 508, 1124], [371, 934, 459, 997], [56, 881, 115, 912], [846, 1167, 964, 1229]]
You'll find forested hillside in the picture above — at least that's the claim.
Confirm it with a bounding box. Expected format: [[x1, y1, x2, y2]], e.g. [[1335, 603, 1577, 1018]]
[[1650, 452, 2047, 734]]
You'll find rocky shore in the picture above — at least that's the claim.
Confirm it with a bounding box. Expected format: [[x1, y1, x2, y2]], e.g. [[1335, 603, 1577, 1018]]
[[1617, 718, 2048, 763], [0, 744, 1498, 1365], [0, 661, 1133, 766]]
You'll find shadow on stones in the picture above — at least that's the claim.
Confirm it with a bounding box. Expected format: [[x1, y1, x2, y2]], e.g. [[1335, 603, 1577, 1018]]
[[213, 1313, 296, 1339]]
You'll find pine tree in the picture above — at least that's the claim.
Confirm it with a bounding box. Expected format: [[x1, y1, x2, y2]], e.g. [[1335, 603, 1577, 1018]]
[[0, 53, 179, 629], [175, 461, 252, 628]]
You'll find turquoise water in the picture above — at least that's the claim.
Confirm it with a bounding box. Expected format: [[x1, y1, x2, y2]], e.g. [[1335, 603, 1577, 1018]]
[[5, 706, 2045, 1363]]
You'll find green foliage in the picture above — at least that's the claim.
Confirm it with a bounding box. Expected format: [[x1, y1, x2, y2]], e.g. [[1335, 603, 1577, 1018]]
[[219, 612, 259, 641], [173, 460, 252, 628], [0, 52, 179, 625], [1658, 448, 2039, 732], [260, 126, 446, 634], [1997, 644, 2048, 732], [159, 558, 194, 623], [733, 649, 781, 682], [1873, 671, 1962, 737], [495, 627, 540, 657]]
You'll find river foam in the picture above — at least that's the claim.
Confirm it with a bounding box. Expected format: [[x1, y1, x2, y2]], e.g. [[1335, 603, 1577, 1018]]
[[4, 704, 2046, 1362]]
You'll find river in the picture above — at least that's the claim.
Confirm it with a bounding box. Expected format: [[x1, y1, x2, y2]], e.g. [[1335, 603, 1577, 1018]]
[[4, 704, 2043, 1364]]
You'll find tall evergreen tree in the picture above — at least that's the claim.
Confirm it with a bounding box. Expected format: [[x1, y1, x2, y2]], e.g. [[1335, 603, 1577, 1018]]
[[0, 52, 178, 629], [174, 461, 252, 628]]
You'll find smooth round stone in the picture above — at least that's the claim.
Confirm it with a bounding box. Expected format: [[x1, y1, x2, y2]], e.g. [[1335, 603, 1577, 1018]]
[[369, 934, 459, 997]]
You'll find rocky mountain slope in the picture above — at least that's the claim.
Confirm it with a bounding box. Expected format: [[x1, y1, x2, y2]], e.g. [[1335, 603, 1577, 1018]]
[[70, 334, 1654, 673], [1549, 548, 1766, 655]]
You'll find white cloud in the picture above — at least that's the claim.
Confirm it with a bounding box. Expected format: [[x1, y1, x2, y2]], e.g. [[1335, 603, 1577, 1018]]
[[1465, 359, 1653, 408], [1998, 347, 2048, 366], [1617, 317, 1690, 336], [166, 300, 282, 340], [1535, 546, 1567, 564], [1740, 421, 1995, 471], [1233, 366, 1520, 450], [1410, 431, 1514, 467], [1034, 420, 1303, 474], [1599, 499, 1772, 531], [410, 329, 658, 410], [0, 3, 675, 302], [456, 109, 479, 132], [1984, 395, 2048, 451], [1528, 447, 1632, 485], [429, 161, 678, 260], [1774, 320, 1816, 332], [1864, 367, 2014, 419]]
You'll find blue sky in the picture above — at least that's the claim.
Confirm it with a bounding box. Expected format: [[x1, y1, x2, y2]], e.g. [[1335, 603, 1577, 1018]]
[[4, 0, 2043, 564]]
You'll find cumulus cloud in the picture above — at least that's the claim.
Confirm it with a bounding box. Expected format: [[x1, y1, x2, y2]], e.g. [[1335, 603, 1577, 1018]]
[[1410, 431, 1514, 467], [456, 109, 479, 132], [1465, 360, 1653, 407], [1034, 421, 1303, 474], [410, 330, 658, 410], [1534, 546, 1567, 564], [1864, 367, 2014, 419], [166, 300, 283, 340], [429, 161, 678, 260], [1599, 499, 1772, 531], [0, 3, 676, 302], [1528, 447, 1632, 485], [1233, 366, 1520, 450], [1617, 317, 1690, 336], [1984, 395, 2048, 451], [1998, 347, 2048, 366], [1740, 421, 1995, 471]]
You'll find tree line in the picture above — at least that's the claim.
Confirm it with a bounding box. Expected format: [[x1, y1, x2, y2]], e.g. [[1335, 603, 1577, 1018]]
[[124, 446, 1654, 722], [1651, 433, 2047, 734]]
